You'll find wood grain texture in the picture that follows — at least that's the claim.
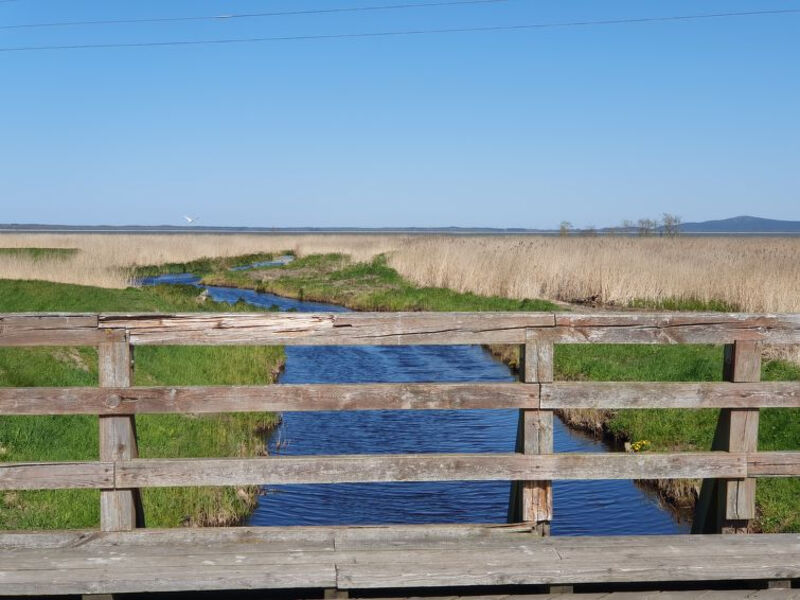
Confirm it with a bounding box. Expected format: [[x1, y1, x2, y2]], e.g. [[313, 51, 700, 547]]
[[694, 341, 764, 534], [94, 311, 800, 345], [748, 452, 800, 477], [0, 315, 124, 346], [2, 526, 799, 595], [114, 452, 748, 488], [550, 313, 800, 344], [3, 311, 800, 346], [3, 381, 798, 415], [0, 462, 114, 490], [520, 333, 554, 383], [540, 381, 800, 409], [10, 451, 796, 492], [0, 383, 539, 415], [509, 335, 553, 532], [722, 341, 762, 528], [98, 312, 556, 346], [724, 340, 763, 383], [98, 341, 142, 532]]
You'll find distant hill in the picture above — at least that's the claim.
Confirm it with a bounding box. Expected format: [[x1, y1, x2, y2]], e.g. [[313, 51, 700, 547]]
[[678, 215, 800, 233], [1, 215, 798, 234]]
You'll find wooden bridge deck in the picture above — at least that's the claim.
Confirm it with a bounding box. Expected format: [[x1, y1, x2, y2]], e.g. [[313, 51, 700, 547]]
[[1, 525, 798, 596]]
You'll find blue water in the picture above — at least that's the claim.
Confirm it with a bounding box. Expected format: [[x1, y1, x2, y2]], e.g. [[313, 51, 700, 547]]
[[144, 273, 688, 536]]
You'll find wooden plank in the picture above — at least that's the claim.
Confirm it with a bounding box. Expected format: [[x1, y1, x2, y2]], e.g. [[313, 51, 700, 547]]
[[508, 334, 553, 533], [114, 452, 748, 488], [0, 383, 539, 415], [0, 527, 798, 595], [333, 523, 540, 551], [556, 313, 800, 328], [0, 526, 337, 551], [5, 381, 798, 415], [725, 340, 763, 383], [748, 452, 800, 477], [547, 326, 800, 344], [98, 340, 143, 532], [337, 546, 800, 589], [0, 462, 113, 490], [1, 545, 345, 570], [551, 313, 800, 345], [0, 563, 337, 596], [336, 532, 800, 588], [98, 312, 556, 346], [0, 314, 124, 346], [693, 341, 763, 534], [540, 381, 800, 409], [3, 311, 800, 347], [722, 341, 762, 531]]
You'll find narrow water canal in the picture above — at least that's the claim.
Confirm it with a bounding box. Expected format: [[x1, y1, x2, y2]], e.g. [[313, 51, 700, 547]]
[[146, 274, 689, 535]]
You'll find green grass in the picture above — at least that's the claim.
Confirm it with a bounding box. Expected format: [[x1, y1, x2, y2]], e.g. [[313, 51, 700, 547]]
[[554, 344, 800, 532], [0, 279, 284, 530], [205, 254, 560, 312], [628, 297, 741, 312], [0, 247, 79, 260], [134, 252, 287, 278]]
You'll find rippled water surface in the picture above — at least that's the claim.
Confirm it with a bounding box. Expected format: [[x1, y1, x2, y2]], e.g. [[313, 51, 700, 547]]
[[146, 274, 689, 535]]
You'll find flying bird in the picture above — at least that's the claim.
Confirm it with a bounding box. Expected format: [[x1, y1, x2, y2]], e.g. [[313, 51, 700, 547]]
[[183, 216, 199, 224]]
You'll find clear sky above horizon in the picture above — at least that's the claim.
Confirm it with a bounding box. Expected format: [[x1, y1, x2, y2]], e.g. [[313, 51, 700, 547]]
[[1, 0, 798, 229]]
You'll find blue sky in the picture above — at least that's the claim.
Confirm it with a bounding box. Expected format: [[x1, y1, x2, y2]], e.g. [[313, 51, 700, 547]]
[[1, 1, 798, 228]]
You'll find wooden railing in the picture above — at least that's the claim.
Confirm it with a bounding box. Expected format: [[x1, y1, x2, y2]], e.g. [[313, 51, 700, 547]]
[[1, 311, 799, 535]]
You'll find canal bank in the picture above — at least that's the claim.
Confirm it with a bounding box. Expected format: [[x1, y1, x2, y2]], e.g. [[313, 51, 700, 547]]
[[145, 252, 800, 533], [143, 272, 688, 535]]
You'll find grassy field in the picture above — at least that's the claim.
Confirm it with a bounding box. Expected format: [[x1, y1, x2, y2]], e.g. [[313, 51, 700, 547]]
[[202, 253, 559, 312], [0, 280, 284, 530]]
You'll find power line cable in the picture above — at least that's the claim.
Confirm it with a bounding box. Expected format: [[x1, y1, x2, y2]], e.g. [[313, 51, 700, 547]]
[[0, 0, 510, 30], [1, 8, 797, 53]]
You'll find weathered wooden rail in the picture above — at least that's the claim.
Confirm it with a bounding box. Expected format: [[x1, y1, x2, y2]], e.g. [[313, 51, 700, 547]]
[[1, 311, 799, 597]]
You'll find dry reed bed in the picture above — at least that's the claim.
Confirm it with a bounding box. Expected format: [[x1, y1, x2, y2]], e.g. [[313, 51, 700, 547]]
[[1, 233, 799, 314], [0, 233, 401, 288], [387, 236, 800, 314]]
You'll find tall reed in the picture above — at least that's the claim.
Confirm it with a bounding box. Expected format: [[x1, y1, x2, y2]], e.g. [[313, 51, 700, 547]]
[[0, 233, 402, 288], [387, 236, 800, 313], [1, 233, 798, 314]]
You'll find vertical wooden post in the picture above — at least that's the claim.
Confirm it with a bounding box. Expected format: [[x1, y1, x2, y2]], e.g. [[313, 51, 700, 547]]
[[98, 339, 144, 531], [720, 340, 760, 534], [507, 331, 553, 536], [692, 340, 760, 534]]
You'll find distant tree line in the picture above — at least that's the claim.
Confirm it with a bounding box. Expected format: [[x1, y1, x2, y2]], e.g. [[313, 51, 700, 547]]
[[559, 213, 682, 238]]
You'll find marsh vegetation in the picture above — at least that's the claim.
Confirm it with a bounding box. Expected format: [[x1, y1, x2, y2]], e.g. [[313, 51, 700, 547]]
[[1, 233, 798, 313]]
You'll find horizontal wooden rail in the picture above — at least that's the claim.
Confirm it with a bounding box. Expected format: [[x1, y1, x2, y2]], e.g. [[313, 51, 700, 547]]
[[0, 315, 125, 346], [540, 382, 800, 409], [0, 462, 114, 490], [99, 312, 555, 346], [0, 383, 538, 415], [2, 311, 800, 346], [4, 452, 799, 490], [553, 313, 800, 345], [114, 453, 751, 487], [3, 382, 799, 415]]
